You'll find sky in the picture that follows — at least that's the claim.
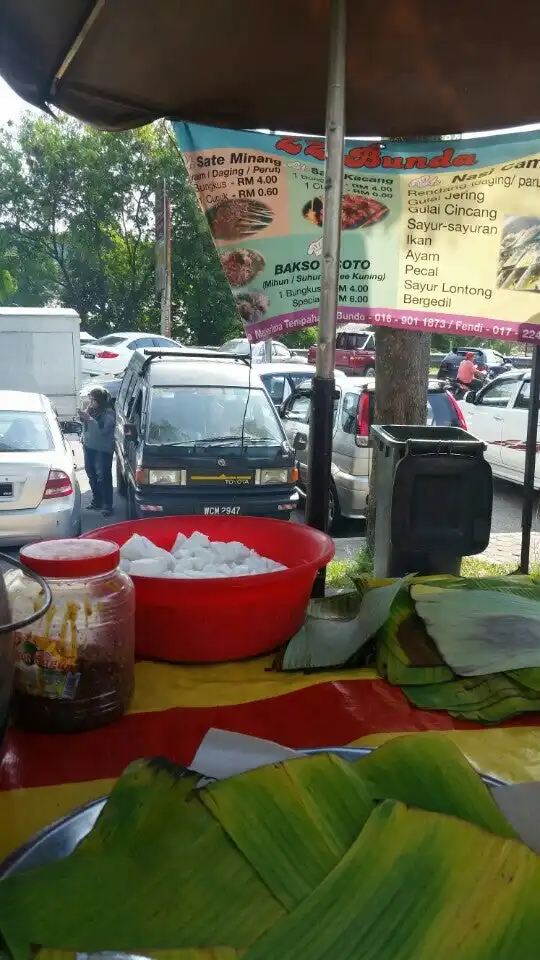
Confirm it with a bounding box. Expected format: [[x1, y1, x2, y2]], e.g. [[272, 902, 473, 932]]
[[0, 77, 38, 125], [3, 73, 540, 141]]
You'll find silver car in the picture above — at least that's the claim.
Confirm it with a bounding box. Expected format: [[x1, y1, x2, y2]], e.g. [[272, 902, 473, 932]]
[[281, 378, 467, 531], [0, 391, 81, 547]]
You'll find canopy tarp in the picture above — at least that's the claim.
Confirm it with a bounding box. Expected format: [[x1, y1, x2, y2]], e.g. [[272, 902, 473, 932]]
[[2, 0, 540, 136]]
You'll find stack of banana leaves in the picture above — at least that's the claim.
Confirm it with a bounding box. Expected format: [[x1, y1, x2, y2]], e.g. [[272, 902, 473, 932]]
[[2, 736, 540, 959], [277, 574, 540, 723]]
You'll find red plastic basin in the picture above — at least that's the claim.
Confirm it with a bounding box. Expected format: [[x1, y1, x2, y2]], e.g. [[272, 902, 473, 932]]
[[82, 516, 334, 662]]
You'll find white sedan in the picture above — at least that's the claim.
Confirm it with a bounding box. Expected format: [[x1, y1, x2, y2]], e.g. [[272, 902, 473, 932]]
[[219, 338, 308, 363], [81, 332, 182, 377], [459, 369, 536, 485], [0, 391, 81, 547]]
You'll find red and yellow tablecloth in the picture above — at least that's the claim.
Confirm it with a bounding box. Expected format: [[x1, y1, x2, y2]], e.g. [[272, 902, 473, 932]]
[[1, 659, 540, 862]]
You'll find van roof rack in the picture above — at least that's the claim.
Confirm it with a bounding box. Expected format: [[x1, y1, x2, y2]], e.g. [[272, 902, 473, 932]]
[[141, 347, 250, 369]]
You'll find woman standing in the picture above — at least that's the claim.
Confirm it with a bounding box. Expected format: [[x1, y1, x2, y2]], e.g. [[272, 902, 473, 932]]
[[79, 386, 116, 517]]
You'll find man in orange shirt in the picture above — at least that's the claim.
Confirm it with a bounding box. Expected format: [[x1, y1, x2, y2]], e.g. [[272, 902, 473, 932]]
[[457, 351, 477, 384], [457, 351, 484, 394]]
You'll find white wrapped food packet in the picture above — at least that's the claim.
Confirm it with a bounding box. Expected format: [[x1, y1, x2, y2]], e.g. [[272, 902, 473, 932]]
[[171, 532, 188, 555], [120, 534, 166, 562], [129, 556, 171, 577], [120, 530, 287, 579]]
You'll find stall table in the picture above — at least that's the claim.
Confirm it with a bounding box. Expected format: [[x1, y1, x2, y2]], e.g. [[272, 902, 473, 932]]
[[1, 658, 540, 861]]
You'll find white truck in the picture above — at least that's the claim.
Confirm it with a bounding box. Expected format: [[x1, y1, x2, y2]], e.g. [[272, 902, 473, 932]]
[[0, 307, 81, 425]]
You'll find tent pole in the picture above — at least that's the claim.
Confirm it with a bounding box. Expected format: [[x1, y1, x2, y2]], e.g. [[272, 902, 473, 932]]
[[305, 0, 346, 596], [520, 343, 540, 574]]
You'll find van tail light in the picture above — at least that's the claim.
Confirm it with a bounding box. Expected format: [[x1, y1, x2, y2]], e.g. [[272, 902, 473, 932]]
[[356, 392, 370, 446], [447, 391, 468, 430], [43, 470, 73, 499], [96, 350, 119, 359]]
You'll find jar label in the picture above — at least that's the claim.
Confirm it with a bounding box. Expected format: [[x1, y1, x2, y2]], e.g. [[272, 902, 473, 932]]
[[14, 632, 81, 701]]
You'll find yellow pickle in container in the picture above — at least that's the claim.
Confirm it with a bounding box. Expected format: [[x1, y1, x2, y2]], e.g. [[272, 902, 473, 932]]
[[9, 539, 135, 733]]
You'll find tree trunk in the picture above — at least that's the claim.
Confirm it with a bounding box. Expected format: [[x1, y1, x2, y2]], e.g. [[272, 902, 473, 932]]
[[365, 328, 431, 551]]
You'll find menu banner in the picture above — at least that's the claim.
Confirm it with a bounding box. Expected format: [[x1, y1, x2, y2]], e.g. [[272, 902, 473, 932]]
[[174, 123, 540, 345]]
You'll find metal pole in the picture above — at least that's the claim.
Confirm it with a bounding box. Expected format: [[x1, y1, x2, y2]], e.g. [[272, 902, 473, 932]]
[[264, 339, 273, 362], [305, 0, 346, 596], [520, 343, 540, 573], [161, 189, 172, 337]]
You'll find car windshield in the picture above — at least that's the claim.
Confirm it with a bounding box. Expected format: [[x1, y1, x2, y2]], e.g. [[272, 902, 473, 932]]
[[147, 386, 285, 446], [365, 391, 458, 428], [0, 411, 53, 452], [220, 340, 249, 355], [95, 335, 127, 346]]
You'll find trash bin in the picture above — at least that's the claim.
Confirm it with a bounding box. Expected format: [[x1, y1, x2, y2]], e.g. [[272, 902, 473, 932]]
[[371, 425, 493, 578]]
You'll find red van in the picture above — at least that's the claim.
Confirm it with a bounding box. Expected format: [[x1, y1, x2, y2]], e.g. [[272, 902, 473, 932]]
[[308, 323, 375, 376]]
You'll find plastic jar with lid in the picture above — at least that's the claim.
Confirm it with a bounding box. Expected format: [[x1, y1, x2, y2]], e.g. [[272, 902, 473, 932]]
[[10, 538, 135, 733]]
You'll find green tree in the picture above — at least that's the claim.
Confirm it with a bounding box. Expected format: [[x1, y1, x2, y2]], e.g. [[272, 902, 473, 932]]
[[0, 268, 16, 303], [282, 326, 318, 350], [0, 115, 240, 342]]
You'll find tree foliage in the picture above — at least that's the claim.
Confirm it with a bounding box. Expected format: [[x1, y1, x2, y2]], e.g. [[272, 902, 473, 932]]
[[0, 268, 16, 304], [0, 115, 241, 343]]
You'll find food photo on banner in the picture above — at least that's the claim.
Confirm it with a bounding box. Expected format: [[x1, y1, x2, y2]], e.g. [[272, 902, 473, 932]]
[[175, 123, 540, 345]]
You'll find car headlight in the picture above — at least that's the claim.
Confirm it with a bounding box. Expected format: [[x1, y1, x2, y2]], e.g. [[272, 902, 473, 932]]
[[148, 469, 182, 485], [259, 468, 290, 485]]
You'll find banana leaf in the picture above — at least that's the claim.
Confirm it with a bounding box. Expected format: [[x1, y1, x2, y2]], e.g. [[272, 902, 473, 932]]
[[277, 591, 365, 672], [373, 576, 415, 649], [455, 695, 540, 724], [402, 673, 540, 723], [403, 674, 530, 710], [0, 747, 533, 960], [374, 582, 453, 685], [278, 579, 408, 672], [506, 667, 540, 692], [202, 739, 514, 914], [350, 575, 397, 597], [351, 733, 516, 838], [201, 753, 375, 909], [418, 574, 539, 594], [377, 637, 453, 686], [34, 952, 243, 960], [242, 800, 540, 960], [0, 759, 284, 960], [411, 583, 540, 676]]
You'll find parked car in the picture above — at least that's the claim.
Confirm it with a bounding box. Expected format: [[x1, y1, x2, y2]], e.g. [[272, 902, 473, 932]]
[[459, 369, 540, 486], [80, 331, 96, 345], [308, 323, 376, 376], [79, 375, 123, 408], [219, 338, 308, 363], [281, 378, 466, 530], [437, 347, 512, 381], [0, 390, 81, 547], [81, 332, 182, 377], [114, 348, 299, 520], [257, 363, 349, 410], [501, 354, 532, 370]]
